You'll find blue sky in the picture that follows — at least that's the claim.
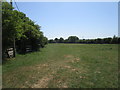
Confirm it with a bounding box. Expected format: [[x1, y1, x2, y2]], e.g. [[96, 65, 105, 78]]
[[11, 2, 118, 39]]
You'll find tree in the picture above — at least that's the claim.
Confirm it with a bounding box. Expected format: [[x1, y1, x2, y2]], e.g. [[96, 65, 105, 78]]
[[118, 37, 120, 44], [2, 2, 24, 57], [103, 37, 112, 44], [58, 37, 64, 43], [95, 38, 103, 44], [54, 38, 59, 43], [68, 36, 79, 43], [16, 19, 48, 53], [111, 35, 118, 44], [48, 39, 55, 43], [2, 2, 48, 56]]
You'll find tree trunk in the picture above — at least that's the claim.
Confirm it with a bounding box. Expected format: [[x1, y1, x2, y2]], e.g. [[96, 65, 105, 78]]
[[13, 37, 15, 57]]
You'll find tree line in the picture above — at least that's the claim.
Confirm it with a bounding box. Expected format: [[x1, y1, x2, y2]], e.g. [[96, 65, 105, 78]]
[[49, 35, 119, 44], [2, 2, 48, 58]]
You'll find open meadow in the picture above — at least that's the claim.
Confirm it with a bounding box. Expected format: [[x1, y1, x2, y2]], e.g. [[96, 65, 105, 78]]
[[3, 44, 118, 88]]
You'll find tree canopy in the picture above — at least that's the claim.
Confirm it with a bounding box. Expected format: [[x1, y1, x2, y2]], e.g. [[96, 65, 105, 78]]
[[2, 2, 48, 58]]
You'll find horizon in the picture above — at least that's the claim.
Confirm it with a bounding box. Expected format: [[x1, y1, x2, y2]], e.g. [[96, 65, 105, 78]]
[[47, 35, 117, 40]]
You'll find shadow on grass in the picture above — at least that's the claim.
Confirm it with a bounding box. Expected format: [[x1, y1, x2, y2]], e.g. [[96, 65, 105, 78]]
[[2, 49, 42, 65]]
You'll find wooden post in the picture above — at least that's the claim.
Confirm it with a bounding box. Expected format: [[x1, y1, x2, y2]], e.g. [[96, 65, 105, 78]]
[[13, 37, 16, 57]]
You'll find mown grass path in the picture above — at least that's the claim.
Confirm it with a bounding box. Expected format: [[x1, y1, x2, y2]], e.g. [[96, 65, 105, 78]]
[[3, 44, 118, 88]]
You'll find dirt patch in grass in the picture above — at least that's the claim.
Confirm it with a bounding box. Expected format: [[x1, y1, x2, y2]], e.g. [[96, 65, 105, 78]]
[[3, 59, 83, 88], [72, 57, 80, 63], [64, 65, 71, 69], [32, 74, 54, 88], [68, 58, 80, 63], [63, 65, 80, 73], [57, 80, 68, 88], [31, 63, 70, 88], [35, 64, 49, 69], [64, 55, 74, 58], [64, 54, 80, 63], [75, 57, 80, 62], [62, 83, 68, 88], [31, 64, 58, 88]]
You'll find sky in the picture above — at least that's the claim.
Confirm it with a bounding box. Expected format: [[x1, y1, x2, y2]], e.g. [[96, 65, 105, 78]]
[[10, 1, 118, 39]]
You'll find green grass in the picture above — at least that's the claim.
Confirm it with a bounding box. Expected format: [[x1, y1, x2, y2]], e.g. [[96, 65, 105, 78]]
[[2, 44, 118, 88]]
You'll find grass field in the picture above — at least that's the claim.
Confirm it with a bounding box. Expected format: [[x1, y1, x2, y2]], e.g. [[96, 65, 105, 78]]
[[2, 44, 118, 88]]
